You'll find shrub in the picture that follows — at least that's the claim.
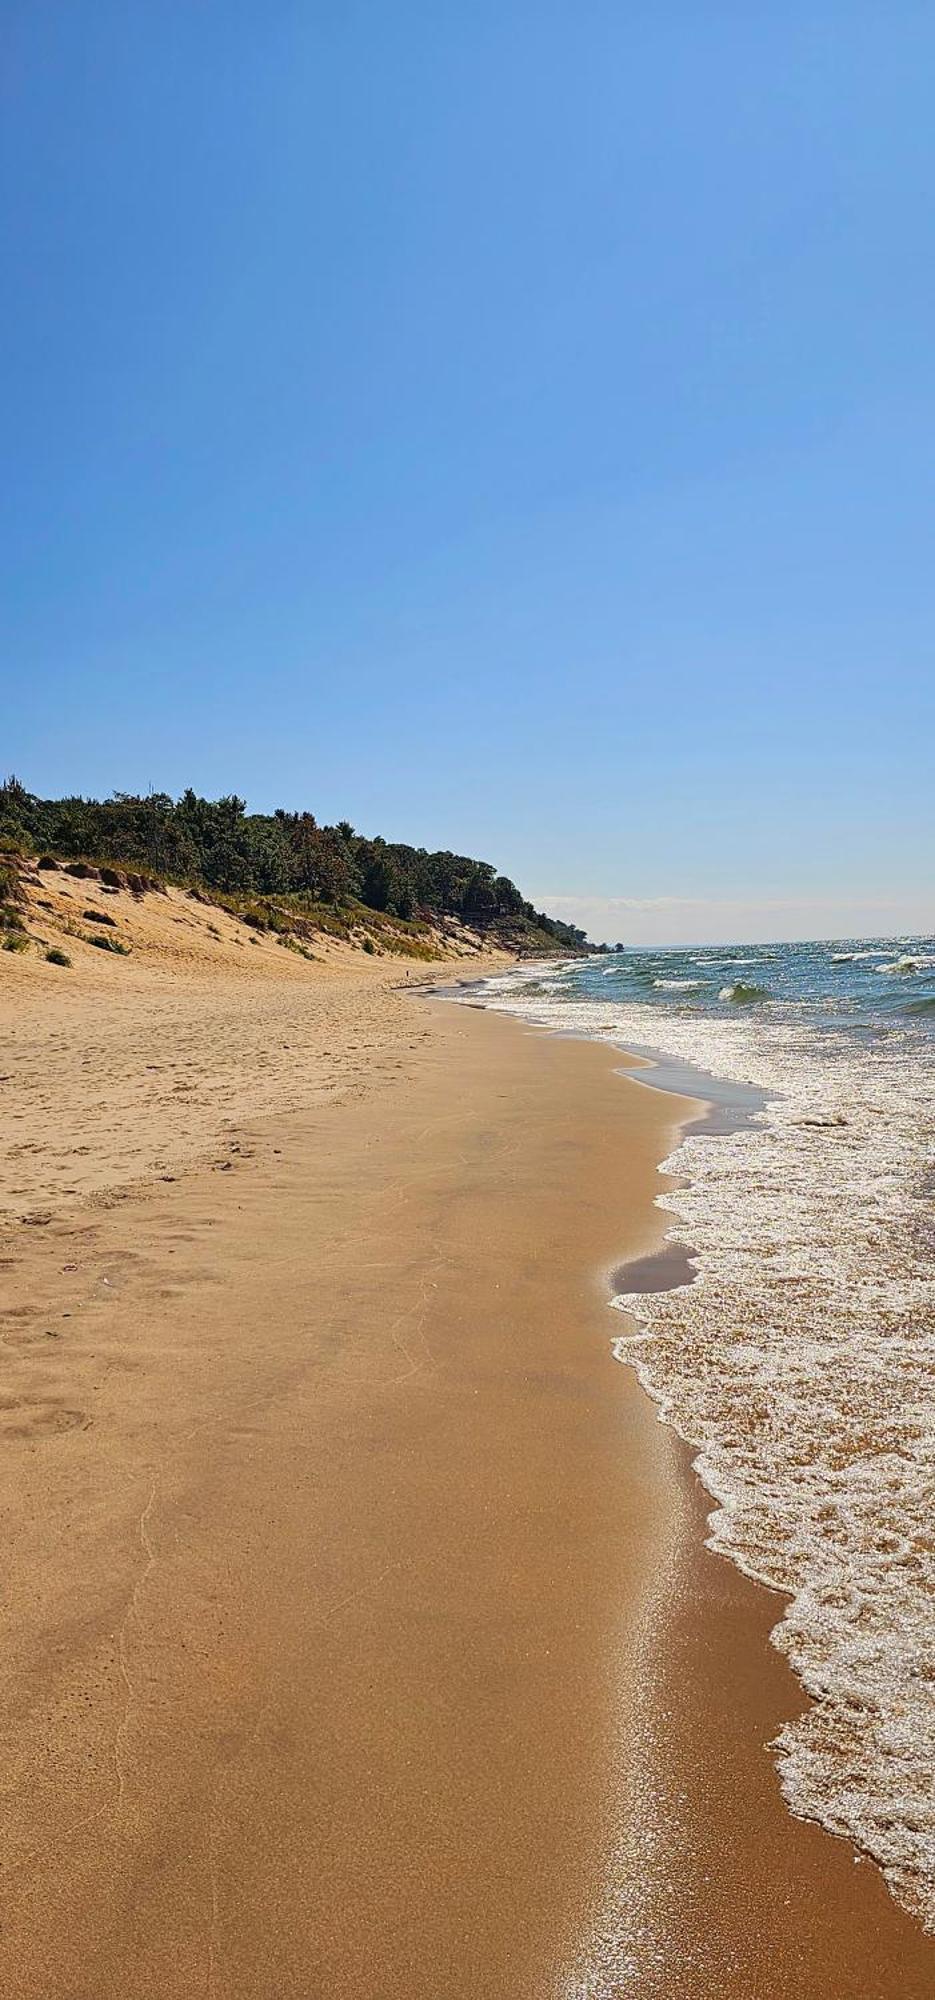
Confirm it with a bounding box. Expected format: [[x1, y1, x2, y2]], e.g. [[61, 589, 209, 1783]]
[[88, 933, 131, 954], [45, 948, 71, 967], [362, 936, 376, 955], [2, 931, 29, 953], [0, 904, 26, 931], [0, 863, 21, 902]]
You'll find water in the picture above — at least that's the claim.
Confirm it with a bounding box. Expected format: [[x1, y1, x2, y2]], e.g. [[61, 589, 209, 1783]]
[[459, 937, 935, 1929]]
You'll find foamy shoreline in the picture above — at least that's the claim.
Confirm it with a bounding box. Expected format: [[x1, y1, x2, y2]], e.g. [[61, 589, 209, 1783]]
[[467, 962, 935, 1934]]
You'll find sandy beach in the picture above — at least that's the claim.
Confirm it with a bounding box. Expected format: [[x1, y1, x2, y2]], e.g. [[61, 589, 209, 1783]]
[[2, 937, 935, 1996], [8, 6, 933, 1987]]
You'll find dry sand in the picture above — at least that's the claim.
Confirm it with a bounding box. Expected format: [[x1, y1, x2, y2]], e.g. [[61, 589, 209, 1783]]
[[2, 928, 934, 1997], [0, 864, 507, 1221]]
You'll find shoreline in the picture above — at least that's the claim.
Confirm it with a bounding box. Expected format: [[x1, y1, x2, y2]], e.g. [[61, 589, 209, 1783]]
[[590, 1050, 935, 1993], [520, 1011, 935, 1994], [471, 964, 935, 1968], [2, 976, 934, 1993]]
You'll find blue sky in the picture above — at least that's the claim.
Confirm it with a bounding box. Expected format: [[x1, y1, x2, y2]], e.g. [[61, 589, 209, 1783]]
[[3, 4, 933, 943]]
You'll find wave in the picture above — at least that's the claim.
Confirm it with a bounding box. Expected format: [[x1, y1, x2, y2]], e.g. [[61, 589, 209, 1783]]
[[700, 955, 761, 966], [904, 995, 935, 1016], [833, 949, 892, 964], [718, 981, 769, 1003], [653, 977, 703, 992], [879, 955, 935, 975]]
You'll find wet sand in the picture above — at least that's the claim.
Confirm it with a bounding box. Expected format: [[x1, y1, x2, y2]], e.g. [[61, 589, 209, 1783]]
[[616, 1450, 935, 2000], [2, 999, 934, 1995]]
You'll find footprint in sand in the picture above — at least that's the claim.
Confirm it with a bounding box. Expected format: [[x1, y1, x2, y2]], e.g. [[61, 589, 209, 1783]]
[[0, 1397, 88, 1439], [2, 1326, 62, 1348]]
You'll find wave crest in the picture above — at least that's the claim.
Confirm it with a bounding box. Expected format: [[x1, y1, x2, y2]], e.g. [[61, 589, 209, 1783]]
[[718, 980, 769, 1003]]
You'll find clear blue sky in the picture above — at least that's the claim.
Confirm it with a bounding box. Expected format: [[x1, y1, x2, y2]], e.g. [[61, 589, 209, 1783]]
[[3, 4, 933, 942]]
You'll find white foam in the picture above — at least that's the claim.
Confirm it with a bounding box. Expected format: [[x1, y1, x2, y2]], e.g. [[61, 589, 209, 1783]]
[[879, 955, 935, 975], [462, 973, 935, 1929], [832, 949, 891, 963]]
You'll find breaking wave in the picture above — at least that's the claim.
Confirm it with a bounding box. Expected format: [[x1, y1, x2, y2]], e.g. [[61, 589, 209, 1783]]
[[718, 980, 769, 1003], [879, 955, 935, 976]]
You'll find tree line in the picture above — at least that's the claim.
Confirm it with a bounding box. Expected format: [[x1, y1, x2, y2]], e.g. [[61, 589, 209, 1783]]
[[0, 778, 591, 950]]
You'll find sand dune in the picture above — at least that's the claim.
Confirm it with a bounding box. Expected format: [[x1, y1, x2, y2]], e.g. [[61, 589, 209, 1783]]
[[1, 862, 508, 1221]]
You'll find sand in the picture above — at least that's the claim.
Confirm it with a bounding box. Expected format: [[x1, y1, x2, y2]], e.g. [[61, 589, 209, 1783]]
[[0, 864, 508, 1221], [2, 937, 935, 1996]]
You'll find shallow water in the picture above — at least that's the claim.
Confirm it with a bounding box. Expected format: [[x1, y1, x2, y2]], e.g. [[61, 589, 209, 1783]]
[[462, 938, 935, 1930]]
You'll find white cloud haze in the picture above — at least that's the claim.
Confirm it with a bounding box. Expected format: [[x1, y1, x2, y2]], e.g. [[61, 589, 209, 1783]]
[[532, 892, 935, 949]]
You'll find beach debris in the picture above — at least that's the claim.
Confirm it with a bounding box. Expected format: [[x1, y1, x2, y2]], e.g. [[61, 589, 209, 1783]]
[[792, 1113, 849, 1128]]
